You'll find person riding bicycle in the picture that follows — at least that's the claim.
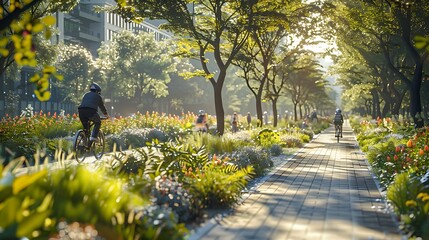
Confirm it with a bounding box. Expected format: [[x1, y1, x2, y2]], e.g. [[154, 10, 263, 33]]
[[78, 83, 109, 142], [195, 110, 208, 132], [333, 108, 344, 138]]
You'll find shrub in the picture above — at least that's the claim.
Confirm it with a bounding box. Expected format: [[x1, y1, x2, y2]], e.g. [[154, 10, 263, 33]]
[[270, 144, 283, 156], [120, 128, 149, 148], [226, 146, 272, 177], [387, 172, 429, 238], [0, 164, 149, 239], [256, 129, 280, 148], [280, 135, 302, 148], [183, 158, 254, 209], [152, 176, 197, 223], [121, 205, 188, 240]]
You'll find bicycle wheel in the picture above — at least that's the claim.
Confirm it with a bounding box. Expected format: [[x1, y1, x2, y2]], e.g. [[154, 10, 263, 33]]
[[92, 130, 105, 160], [73, 130, 88, 163]]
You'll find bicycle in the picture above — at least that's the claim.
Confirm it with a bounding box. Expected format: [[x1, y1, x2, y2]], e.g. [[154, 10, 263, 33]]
[[334, 123, 342, 143], [73, 117, 107, 163]]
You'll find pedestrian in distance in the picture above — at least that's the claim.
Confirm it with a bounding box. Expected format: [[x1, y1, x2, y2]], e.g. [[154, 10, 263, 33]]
[[231, 112, 239, 133], [247, 112, 251, 129]]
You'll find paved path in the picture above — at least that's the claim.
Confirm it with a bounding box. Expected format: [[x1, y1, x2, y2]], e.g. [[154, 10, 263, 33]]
[[189, 121, 403, 240]]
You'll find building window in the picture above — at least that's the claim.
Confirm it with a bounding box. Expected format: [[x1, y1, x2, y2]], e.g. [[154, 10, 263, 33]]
[[64, 19, 79, 37]]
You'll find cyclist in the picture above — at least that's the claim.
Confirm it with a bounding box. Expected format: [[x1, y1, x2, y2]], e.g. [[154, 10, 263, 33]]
[[195, 110, 208, 132], [333, 108, 344, 138], [78, 83, 109, 142]]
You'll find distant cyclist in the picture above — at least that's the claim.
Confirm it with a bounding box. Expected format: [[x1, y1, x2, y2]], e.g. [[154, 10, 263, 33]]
[[333, 108, 344, 138], [78, 83, 109, 142], [195, 110, 208, 132]]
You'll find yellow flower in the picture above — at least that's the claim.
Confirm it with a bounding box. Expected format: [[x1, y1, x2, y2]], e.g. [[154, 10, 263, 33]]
[[405, 200, 417, 207], [32, 23, 44, 33], [41, 16, 56, 26], [0, 38, 8, 47], [417, 192, 429, 202], [0, 48, 9, 57], [34, 90, 51, 101]]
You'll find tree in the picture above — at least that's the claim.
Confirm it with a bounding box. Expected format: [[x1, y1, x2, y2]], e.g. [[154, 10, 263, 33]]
[[55, 44, 94, 105], [283, 54, 326, 121], [0, 0, 78, 101], [112, 0, 257, 135], [96, 30, 177, 112], [325, 0, 429, 127]]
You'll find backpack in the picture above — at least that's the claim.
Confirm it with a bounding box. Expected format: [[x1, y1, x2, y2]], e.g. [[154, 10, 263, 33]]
[[334, 113, 342, 124]]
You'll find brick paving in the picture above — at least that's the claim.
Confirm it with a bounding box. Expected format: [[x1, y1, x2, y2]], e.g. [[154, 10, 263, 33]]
[[188, 121, 404, 240]]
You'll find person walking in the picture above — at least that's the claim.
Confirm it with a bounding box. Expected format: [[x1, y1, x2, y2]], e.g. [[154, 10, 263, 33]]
[[263, 111, 268, 125], [231, 112, 239, 133], [246, 112, 251, 129]]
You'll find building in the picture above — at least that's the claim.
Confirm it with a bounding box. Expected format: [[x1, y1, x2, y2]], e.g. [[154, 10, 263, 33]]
[[0, 0, 171, 117], [54, 0, 171, 56]]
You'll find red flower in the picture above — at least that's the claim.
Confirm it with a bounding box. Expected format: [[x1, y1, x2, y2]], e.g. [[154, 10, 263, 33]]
[[419, 149, 424, 156], [394, 155, 399, 161], [424, 145, 429, 152], [387, 156, 391, 161], [395, 146, 401, 153]]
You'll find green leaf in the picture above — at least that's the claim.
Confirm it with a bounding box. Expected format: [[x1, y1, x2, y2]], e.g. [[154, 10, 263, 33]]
[[0, 196, 21, 227], [16, 210, 51, 237], [13, 170, 47, 194]]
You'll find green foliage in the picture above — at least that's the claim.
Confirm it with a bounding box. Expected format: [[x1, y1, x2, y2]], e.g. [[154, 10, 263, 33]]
[[387, 172, 429, 238], [256, 129, 280, 149], [365, 139, 402, 188], [270, 144, 283, 156], [117, 205, 188, 240], [184, 132, 239, 154], [151, 176, 197, 223], [0, 167, 50, 239], [225, 146, 272, 177], [56, 43, 95, 104], [280, 134, 303, 148], [184, 162, 254, 209], [355, 117, 429, 238]]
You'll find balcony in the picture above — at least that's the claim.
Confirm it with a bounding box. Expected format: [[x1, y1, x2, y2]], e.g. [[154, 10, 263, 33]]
[[78, 26, 101, 42]]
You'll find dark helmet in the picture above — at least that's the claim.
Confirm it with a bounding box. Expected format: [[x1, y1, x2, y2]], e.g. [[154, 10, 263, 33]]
[[336, 108, 341, 113], [90, 83, 102, 93]]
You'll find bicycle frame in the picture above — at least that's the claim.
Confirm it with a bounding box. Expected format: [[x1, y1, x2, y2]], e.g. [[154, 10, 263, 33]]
[[73, 118, 106, 163], [334, 124, 342, 143]]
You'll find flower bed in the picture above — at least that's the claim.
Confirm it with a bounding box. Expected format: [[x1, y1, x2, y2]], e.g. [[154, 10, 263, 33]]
[[351, 116, 429, 239], [0, 111, 323, 239]]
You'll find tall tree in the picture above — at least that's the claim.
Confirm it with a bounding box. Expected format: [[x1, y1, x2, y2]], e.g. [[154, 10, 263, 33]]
[[325, 0, 429, 127], [55, 44, 94, 105], [97, 31, 177, 112], [283, 54, 325, 121], [112, 0, 259, 135]]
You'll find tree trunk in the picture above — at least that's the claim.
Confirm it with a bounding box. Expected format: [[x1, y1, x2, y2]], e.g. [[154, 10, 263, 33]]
[[212, 70, 226, 135], [271, 98, 278, 127], [256, 96, 263, 127], [410, 72, 423, 128], [371, 89, 380, 119], [293, 102, 298, 122]]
